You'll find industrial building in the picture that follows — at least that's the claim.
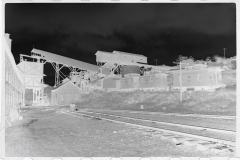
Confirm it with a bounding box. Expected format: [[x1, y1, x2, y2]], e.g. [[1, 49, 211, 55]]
[[4, 34, 23, 123], [169, 64, 225, 91]]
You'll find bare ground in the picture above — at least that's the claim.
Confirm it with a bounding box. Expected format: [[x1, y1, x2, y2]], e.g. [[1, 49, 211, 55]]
[[5, 108, 234, 157]]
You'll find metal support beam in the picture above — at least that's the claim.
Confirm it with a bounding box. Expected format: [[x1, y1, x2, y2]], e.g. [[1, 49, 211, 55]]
[[110, 64, 120, 75], [55, 63, 60, 87], [51, 63, 67, 87], [97, 61, 105, 67], [20, 55, 23, 62]]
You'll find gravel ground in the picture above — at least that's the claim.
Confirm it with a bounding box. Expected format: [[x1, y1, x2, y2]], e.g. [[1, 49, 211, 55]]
[[5, 108, 234, 157]]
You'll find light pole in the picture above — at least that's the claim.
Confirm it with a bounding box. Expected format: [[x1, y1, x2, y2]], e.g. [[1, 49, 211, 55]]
[[223, 48, 227, 58], [174, 61, 188, 101], [155, 59, 158, 66], [179, 61, 182, 101]]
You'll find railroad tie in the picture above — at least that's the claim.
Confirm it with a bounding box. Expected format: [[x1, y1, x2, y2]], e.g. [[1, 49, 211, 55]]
[[160, 133, 175, 140], [196, 142, 217, 151], [209, 145, 230, 155], [151, 132, 163, 137], [183, 139, 206, 146], [171, 137, 190, 144]]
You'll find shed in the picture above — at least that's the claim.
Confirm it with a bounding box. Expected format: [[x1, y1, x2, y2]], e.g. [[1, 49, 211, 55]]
[[51, 80, 82, 106]]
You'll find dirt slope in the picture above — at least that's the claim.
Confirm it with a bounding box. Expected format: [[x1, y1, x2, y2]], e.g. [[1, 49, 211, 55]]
[[78, 87, 236, 115]]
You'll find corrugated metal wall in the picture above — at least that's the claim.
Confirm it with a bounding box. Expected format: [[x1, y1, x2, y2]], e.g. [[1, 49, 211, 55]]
[[51, 82, 81, 105], [172, 69, 223, 88], [139, 76, 154, 88], [121, 77, 134, 89], [119, 74, 168, 90], [102, 78, 117, 89], [139, 75, 167, 89]]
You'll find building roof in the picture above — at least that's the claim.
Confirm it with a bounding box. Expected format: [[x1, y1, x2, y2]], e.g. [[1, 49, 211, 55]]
[[168, 65, 223, 73], [62, 78, 70, 83], [95, 50, 113, 55], [113, 51, 147, 57], [52, 80, 80, 91]]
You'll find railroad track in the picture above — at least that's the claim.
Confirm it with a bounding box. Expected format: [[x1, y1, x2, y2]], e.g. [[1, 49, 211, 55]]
[[79, 110, 235, 134], [82, 108, 236, 120], [59, 109, 235, 154]]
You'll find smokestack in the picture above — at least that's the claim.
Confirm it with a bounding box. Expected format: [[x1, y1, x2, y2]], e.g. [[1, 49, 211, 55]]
[[5, 33, 12, 50]]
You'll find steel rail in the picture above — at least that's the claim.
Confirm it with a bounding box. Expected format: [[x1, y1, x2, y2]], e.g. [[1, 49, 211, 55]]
[[79, 110, 235, 134], [83, 108, 236, 120], [61, 110, 235, 147]]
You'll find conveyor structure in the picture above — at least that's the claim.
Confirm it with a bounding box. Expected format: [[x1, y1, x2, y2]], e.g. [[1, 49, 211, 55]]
[[20, 48, 101, 87]]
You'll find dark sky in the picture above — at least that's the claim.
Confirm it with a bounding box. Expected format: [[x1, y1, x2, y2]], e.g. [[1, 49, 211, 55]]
[[5, 3, 236, 86]]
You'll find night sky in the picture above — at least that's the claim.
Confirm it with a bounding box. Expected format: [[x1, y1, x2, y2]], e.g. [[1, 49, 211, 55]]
[[5, 3, 236, 86]]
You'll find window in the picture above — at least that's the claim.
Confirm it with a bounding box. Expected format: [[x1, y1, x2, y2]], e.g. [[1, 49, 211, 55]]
[[197, 74, 201, 81], [188, 76, 191, 83], [8, 73, 11, 84], [209, 74, 213, 79], [6, 87, 8, 104], [13, 75, 15, 87], [6, 70, 8, 81], [217, 72, 222, 83], [133, 77, 138, 82]]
